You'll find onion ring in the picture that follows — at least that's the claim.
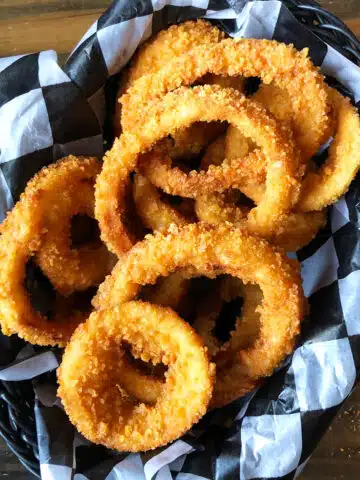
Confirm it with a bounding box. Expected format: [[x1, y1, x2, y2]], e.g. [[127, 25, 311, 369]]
[[196, 135, 326, 251], [298, 87, 360, 211], [58, 300, 215, 451], [225, 86, 360, 212], [115, 20, 229, 154], [133, 173, 189, 232], [195, 191, 326, 251], [97, 86, 300, 255], [0, 157, 106, 346], [123, 20, 226, 90], [252, 83, 333, 160], [93, 223, 305, 406], [35, 157, 113, 295], [121, 38, 331, 152]]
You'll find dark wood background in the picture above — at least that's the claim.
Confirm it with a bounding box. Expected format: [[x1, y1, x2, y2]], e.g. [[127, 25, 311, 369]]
[[0, 1, 359, 478]]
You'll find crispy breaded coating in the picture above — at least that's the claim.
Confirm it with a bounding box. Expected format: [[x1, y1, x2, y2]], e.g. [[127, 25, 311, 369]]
[[121, 38, 331, 157], [96, 86, 301, 256], [92, 223, 305, 406], [0, 156, 107, 346], [58, 301, 215, 451]]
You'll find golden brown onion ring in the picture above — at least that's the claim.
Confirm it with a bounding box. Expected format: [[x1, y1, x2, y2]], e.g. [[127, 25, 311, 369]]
[[0, 157, 105, 346], [121, 38, 331, 156], [115, 20, 228, 153], [35, 157, 113, 295], [96, 85, 301, 256], [58, 300, 214, 451], [298, 87, 360, 211], [133, 173, 189, 232], [123, 20, 226, 90], [93, 223, 305, 407]]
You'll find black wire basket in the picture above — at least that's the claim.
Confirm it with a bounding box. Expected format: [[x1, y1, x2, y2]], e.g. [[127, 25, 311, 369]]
[[0, 0, 359, 478]]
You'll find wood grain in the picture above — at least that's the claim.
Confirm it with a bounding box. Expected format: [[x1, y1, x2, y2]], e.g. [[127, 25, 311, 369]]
[[0, 0, 359, 58], [0, 1, 112, 57], [0, 1, 360, 479]]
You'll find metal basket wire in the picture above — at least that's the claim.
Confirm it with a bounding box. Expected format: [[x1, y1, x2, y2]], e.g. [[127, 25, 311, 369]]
[[0, 1, 359, 477]]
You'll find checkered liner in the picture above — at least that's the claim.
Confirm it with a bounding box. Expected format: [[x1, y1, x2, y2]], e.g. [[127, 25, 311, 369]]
[[0, 1, 359, 479]]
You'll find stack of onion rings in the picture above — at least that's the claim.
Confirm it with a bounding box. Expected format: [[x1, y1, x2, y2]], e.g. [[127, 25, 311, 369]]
[[96, 85, 301, 256], [121, 38, 331, 152], [2, 21, 360, 452], [92, 223, 305, 408], [116, 20, 243, 156]]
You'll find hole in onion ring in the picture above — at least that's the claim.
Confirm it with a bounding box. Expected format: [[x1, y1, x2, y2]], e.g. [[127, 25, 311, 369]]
[[24, 259, 96, 321], [213, 295, 243, 343], [311, 137, 334, 169], [122, 342, 167, 381], [159, 192, 196, 219], [70, 215, 101, 248], [229, 189, 256, 209], [244, 77, 262, 96], [24, 260, 56, 318], [123, 178, 149, 240]]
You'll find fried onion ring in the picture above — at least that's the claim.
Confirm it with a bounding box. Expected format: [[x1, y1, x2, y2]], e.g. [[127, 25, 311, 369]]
[[35, 157, 112, 295], [225, 86, 360, 212], [0, 157, 106, 346], [133, 173, 189, 232], [196, 136, 327, 251], [93, 223, 305, 406], [116, 20, 228, 154], [97, 86, 301, 256], [298, 87, 360, 211], [195, 192, 326, 251], [121, 38, 331, 152], [124, 20, 226, 89], [58, 300, 214, 451], [252, 83, 333, 160]]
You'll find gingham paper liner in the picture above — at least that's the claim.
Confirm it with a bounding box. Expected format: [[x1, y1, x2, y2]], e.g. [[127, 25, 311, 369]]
[[0, 1, 359, 479]]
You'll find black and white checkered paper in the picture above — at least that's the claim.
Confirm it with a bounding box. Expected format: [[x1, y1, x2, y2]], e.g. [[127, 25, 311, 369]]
[[1, 1, 360, 479]]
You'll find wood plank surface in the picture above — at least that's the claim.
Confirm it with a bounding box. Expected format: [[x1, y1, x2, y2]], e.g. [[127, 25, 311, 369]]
[[0, 1, 360, 479]]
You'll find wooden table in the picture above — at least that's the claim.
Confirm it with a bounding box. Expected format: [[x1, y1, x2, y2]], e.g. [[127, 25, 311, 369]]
[[0, 1, 359, 479]]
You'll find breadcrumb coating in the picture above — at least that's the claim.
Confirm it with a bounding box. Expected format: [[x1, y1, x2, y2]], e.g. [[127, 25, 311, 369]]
[[58, 300, 215, 451], [298, 87, 360, 211], [96, 85, 301, 256], [121, 38, 331, 154], [92, 223, 305, 406], [0, 156, 106, 346]]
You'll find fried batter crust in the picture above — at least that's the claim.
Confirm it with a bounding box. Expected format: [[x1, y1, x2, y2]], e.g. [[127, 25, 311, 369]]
[[93, 224, 305, 406], [58, 300, 215, 451]]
